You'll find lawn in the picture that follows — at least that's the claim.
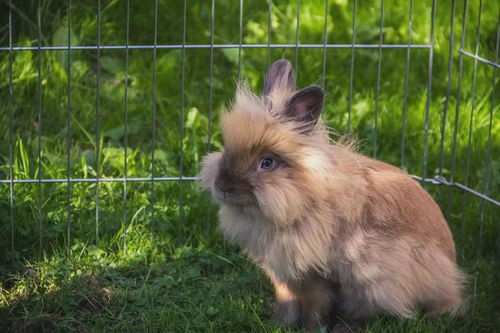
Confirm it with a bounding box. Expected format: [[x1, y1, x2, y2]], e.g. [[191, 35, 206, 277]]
[[0, 0, 499, 332]]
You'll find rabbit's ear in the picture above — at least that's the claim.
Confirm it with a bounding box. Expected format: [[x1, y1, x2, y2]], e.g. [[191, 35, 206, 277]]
[[264, 60, 296, 97], [284, 85, 324, 126]]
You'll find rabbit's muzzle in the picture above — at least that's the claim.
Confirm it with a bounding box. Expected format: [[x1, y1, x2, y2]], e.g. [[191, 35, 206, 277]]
[[214, 172, 256, 206]]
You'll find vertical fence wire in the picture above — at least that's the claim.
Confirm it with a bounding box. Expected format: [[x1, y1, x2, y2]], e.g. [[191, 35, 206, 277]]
[[476, 5, 500, 257], [179, 0, 187, 225], [36, 0, 43, 253], [321, 0, 329, 89], [463, 0, 483, 189], [208, 0, 215, 154], [95, 0, 101, 244], [66, 0, 72, 250], [439, 0, 456, 177], [373, 0, 384, 157], [237, 0, 243, 82], [465, 0, 484, 256], [150, 0, 158, 235], [347, 0, 357, 133], [123, 0, 130, 252], [481, 15, 499, 258], [206, 0, 215, 236], [267, 0, 272, 68], [421, 0, 437, 182], [448, 0, 468, 245], [8, 0, 15, 263], [294, 0, 301, 77], [401, 0, 413, 169]]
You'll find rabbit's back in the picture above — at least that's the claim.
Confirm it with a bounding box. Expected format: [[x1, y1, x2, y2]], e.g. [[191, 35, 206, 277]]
[[353, 155, 456, 261], [331, 154, 465, 318]]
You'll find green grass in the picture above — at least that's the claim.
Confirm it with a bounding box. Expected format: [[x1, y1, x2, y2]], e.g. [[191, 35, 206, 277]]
[[0, 0, 499, 332], [0, 223, 499, 332]]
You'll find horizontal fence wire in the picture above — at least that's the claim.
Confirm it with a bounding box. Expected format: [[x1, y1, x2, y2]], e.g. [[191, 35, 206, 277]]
[[1, 46, 496, 68], [410, 175, 500, 207], [460, 49, 500, 68], [0, 177, 198, 183], [0, 43, 433, 51], [0, 175, 497, 207]]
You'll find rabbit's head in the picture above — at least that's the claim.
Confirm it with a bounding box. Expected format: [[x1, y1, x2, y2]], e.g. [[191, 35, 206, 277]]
[[200, 60, 338, 226]]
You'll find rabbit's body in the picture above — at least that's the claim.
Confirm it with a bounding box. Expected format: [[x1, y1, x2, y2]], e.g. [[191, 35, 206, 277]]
[[200, 60, 465, 331]]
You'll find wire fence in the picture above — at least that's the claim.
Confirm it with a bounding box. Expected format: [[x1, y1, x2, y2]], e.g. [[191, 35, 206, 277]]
[[1, 0, 498, 260]]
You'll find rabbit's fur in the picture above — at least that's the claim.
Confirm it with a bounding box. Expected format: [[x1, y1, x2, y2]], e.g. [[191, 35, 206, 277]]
[[200, 60, 465, 331]]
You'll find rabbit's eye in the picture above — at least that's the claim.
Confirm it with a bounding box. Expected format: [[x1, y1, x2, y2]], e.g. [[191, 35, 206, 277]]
[[259, 158, 274, 171]]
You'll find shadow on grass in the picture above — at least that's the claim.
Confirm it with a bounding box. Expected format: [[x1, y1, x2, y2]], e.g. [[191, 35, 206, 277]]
[[1, 238, 499, 333], [0, 241, 281, 332]]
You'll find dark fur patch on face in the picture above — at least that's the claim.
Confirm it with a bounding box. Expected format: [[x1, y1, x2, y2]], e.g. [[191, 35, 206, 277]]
[[214, 143, 288, 206], [214, 152, 257, 205]]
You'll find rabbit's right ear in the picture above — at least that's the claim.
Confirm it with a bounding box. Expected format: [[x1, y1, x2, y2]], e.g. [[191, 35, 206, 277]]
[[264, 60, 296, 99]]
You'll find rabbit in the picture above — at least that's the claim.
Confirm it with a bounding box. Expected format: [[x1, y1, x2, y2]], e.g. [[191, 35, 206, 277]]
[[199, 59, 466, 332]]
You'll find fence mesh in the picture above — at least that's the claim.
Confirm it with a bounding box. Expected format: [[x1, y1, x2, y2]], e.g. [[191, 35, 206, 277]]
[[0, 0, 498, 262]]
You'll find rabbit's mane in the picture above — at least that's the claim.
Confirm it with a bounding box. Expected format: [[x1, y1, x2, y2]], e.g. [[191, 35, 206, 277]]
[[205, 86, 367, 281]]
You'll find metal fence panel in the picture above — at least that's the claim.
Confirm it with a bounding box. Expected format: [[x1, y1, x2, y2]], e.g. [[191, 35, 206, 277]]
[[1, 0, 498, 261]]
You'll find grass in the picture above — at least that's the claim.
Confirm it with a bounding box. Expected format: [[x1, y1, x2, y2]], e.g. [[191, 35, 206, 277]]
[[0, 0, 499, 332], [0, 224, 499, 332]]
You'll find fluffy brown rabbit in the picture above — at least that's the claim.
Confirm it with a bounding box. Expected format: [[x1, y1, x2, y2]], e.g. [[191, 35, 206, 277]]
[[200, 60, 465, 332]]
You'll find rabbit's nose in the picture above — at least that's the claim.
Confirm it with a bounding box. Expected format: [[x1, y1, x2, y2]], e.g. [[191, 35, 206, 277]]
[[215, 177, 236, 193]]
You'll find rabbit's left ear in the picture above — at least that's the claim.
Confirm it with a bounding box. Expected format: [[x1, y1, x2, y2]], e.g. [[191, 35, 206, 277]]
[[264, 60, 296, 97], [284, 85, 324, 125]]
